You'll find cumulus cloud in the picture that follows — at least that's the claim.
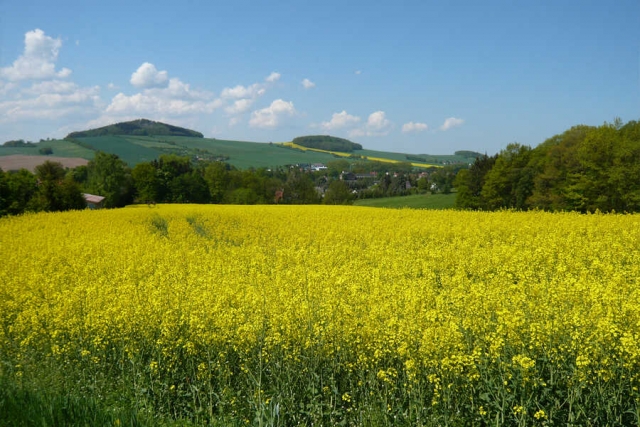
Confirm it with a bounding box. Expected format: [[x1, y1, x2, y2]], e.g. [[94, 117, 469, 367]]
[[440, 117, 464, 131], [402, 121, 428, 133], [302, 78, 315, 89], [221, 83, 265, 99], [249, 99, 296, 129], [0, 29, 71, 81], [25, 80, 78, 95], [106, 90, 222, 116], [130, 62, 169, 88], [220, 72, 280, 100], [104, 62, 223, 118], [266, 72, 281, 83], [320, 110, 360, 131], [0, 81, 16, 96], [225, 98, 254, 115], [347, 111, 393, 137], [0, 84, 101, 122], [366, 111, 390, 131]]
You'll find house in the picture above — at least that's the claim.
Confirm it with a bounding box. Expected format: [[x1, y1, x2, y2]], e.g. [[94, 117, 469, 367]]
[[311, 163, 327, 172], [83, 193, 105, 209]]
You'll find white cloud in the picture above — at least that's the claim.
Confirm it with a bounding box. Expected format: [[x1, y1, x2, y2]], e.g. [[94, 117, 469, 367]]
[[106, 91, 222, 116], [0, 81, 15, 96], [366, 111, 390, 131], [347, 111, 392, 137], [228, 117, 241, 127], [266, 72, 281, 83], [107, 83, 118, 90], [225, 98, 254, 115], [130, 62, 169, 88], [0, 85, 101, 122], [440, 117, 464, 131], [321, 110, 360, 131], [402, 121, 428, 133], [220, 72, 279, 100], [355, 70, 362, 75], [104, 63, 223, 118], [26, 80, 78, 95], [221, 83, 264, 99], [249, 99, 296, 129], [302, 78, 315, 89], [0, 29, 71, 81]]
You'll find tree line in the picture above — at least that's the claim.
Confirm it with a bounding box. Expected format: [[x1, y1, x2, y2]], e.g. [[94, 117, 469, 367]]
[[0, 151, 458, 217], [292, 135, 363, 152], [454, 119, 640, 212]]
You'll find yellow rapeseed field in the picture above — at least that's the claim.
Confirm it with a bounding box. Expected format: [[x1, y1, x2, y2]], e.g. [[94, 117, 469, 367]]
[[1, 205, 640, 425]]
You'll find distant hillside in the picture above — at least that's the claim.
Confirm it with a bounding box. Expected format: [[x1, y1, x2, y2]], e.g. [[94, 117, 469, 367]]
[[66, 119, 204, 139], [292, 135, 363, 153], [454, 150, 484, 158]]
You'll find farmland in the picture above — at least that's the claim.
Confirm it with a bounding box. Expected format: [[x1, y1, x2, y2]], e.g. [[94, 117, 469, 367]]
[[0, 155, 89, 173], [354, 193, 456, 209], [2, 206, 639, 425], [2, 123, 479, 170]]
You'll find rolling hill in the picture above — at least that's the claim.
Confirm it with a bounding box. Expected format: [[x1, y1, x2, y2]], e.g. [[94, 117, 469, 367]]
[[66, 118, 203, 139], [1, 119, 482, 170]]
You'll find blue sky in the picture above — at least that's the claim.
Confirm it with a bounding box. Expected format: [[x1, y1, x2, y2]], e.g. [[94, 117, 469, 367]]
[[0, 0, 638, 154]]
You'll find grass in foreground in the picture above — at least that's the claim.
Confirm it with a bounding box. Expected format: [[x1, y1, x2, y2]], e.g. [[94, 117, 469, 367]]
[[354, 193, 456, 209]]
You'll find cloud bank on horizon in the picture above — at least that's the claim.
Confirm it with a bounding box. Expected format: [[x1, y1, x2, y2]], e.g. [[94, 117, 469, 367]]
[[0, 0, 638, 155]]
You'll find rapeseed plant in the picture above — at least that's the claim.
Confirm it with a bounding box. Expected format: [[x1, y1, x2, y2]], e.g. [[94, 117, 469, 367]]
[[1, 205, 639, 425]]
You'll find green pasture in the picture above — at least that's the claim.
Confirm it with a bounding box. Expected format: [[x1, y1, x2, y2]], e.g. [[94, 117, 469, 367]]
[[152, 136, 338, 169], [77, 136, 161, 165], [0, 139, 95, 159], [354, 193, 456, 209]]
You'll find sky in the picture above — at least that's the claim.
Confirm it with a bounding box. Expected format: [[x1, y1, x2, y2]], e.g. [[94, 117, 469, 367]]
[[0, 0, 638, 155]]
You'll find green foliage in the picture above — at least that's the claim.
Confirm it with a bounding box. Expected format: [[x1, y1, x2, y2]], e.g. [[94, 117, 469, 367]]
[[66, 118, 203, 139], [0, 169, 7, 217], [3, 169, 37, 215], [453, 154, 497, 209], [480, 144, 533, 209], [406, 154, 427, 162], [132, 162, 160, 203], [455, 119, 640, 212], [0, 375, 158, 427], [429, 166, 458, 194], [38, 147, 53, 155], [283, 169, 320, 204], [325, 159, 351, 177], [203, 161, 230, 203], [28, 161, 85, 212], [292, 135, 363, 152], [86, 152, 135, 208], [323, 180, 354, 205], [149, 214, 169, 237], [454, 150, 484, 158], [3, 139, 36, 147]]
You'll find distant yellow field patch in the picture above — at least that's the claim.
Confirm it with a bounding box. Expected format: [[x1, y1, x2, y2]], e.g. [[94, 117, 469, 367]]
[[281, 142, 439, 168]]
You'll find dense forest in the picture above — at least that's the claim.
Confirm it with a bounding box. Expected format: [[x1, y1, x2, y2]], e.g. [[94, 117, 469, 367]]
[[455, 119, 640, 212], [66, 119, 204, 139], [292, 135, 363, 152]]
